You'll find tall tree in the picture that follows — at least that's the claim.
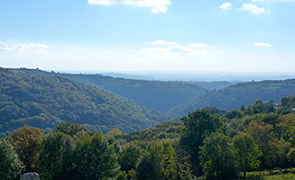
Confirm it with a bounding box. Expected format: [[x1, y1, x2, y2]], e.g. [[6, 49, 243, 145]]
[[245, 121, 283, 169], [0, 138, 24, 180], [119, 143, 142, 172], [279, 114, 295, 146], [136, 154, 155, 180], [73, 132, 120, 180], [10, 125, 44, 171], [180, 110, 223, 174], [37, 132, 73, 180], [233, 133, 262, 178], [136, 140, 177, 180], [199, 132, 238, 179]]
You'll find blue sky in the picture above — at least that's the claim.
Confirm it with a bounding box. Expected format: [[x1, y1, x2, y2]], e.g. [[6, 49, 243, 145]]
[[0, 0, 294, 72]]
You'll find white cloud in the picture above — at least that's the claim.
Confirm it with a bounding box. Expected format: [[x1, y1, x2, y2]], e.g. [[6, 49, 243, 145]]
[[15, 43, 48, 49], [220, 2, 232, 10], [241, 4, 265, 14], [88, 0, 171, 13], [145, 40, 211, 56], [254, 42, 273, 47], [188, 43, 209, 48], [0, 42, 49, 54], [151, 40, 177, 46]]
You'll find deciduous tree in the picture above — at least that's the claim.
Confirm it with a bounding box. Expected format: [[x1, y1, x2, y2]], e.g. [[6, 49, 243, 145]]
[[180, 110, 223, 174], [0, 138, 24, 180], [233, 133, 262, 178], [10, 125, 44, 171], [199, 132, 238, 179], [73, 132, 120, 180]]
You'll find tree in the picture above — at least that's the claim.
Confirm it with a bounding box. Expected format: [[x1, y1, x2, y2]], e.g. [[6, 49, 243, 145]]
[[136, 140, 177, 180], [244, 100, 275, 115], [0, 138, 24, 180], [54, 122, 89, 138], [224, 110, 242, 119], [279, 114, 295, 146], [10, 125, 44, 171], [73, 132, 120, 180], [287, 148, 295, 166], [37, 132, 73, 180], [245, 121, 283, 169], [108, 128, 123, 136], [119, 143, 142, 172], [116, 171, 128, 180], [199, 132, 238, 179], [233, 133, 262, 178], [180, 110, 223, 174], [136, 154, 155, 180]]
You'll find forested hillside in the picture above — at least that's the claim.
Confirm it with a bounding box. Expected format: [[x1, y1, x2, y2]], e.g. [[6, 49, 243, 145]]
[[171, 79, 295, 117], [15, 68, 208, 113], [2, 96, 295, 180], [0, 68, 166, 135]]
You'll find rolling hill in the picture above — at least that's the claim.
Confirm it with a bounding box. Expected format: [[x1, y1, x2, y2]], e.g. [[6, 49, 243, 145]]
[[170, 79, 295, 117], [0, 68, 166, 135], [15, 68, 208, 113]]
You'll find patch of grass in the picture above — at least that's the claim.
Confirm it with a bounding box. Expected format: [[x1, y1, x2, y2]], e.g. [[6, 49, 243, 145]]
[[235, 168, 295, 179], [246, 173, 295, 180]]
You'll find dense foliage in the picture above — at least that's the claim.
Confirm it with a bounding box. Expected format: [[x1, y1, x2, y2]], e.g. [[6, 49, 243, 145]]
[[2, 95, 295, 179], [0, 68, 166, 135], [10, 125, 44, 171], [0, 138, 24, 180]]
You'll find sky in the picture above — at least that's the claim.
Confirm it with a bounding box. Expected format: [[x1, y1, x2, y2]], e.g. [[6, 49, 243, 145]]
[[0, 0, 294, 72]]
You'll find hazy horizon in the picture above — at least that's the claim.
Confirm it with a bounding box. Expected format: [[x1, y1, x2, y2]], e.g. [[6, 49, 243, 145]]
[[5, 66, 295, 82]]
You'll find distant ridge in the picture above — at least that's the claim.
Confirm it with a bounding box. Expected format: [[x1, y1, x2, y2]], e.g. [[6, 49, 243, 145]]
[[0, 68, 166, 135], [15, 68, 208, 113], [170, 79, 295, 117]]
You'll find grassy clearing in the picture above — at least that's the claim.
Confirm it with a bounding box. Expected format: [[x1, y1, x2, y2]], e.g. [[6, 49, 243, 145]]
[[233, 168, 295, 179], [243, 173, 295, 180]]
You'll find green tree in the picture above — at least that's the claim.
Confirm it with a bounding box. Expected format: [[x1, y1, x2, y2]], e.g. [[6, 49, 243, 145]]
[[136, 140, 177, 180], [10, 125, 44, 171], [54, 122, 89, 138], [279, 114, 295, 146], [224, 110, 242, 119], [116, 171, 128, 180], [73, 132, 119, 180], [233, 133, 262, 178], [180, 110, 223, 174], [199, 132, 238, 180], [0, 138, 24, 180], [287, 148, 295, 166], [244, 100, 275, 115], [119, 143, 142, 172], [245, 121, 283, 169], [136, 154, 154, 180], [37, 132, 73, 180]]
